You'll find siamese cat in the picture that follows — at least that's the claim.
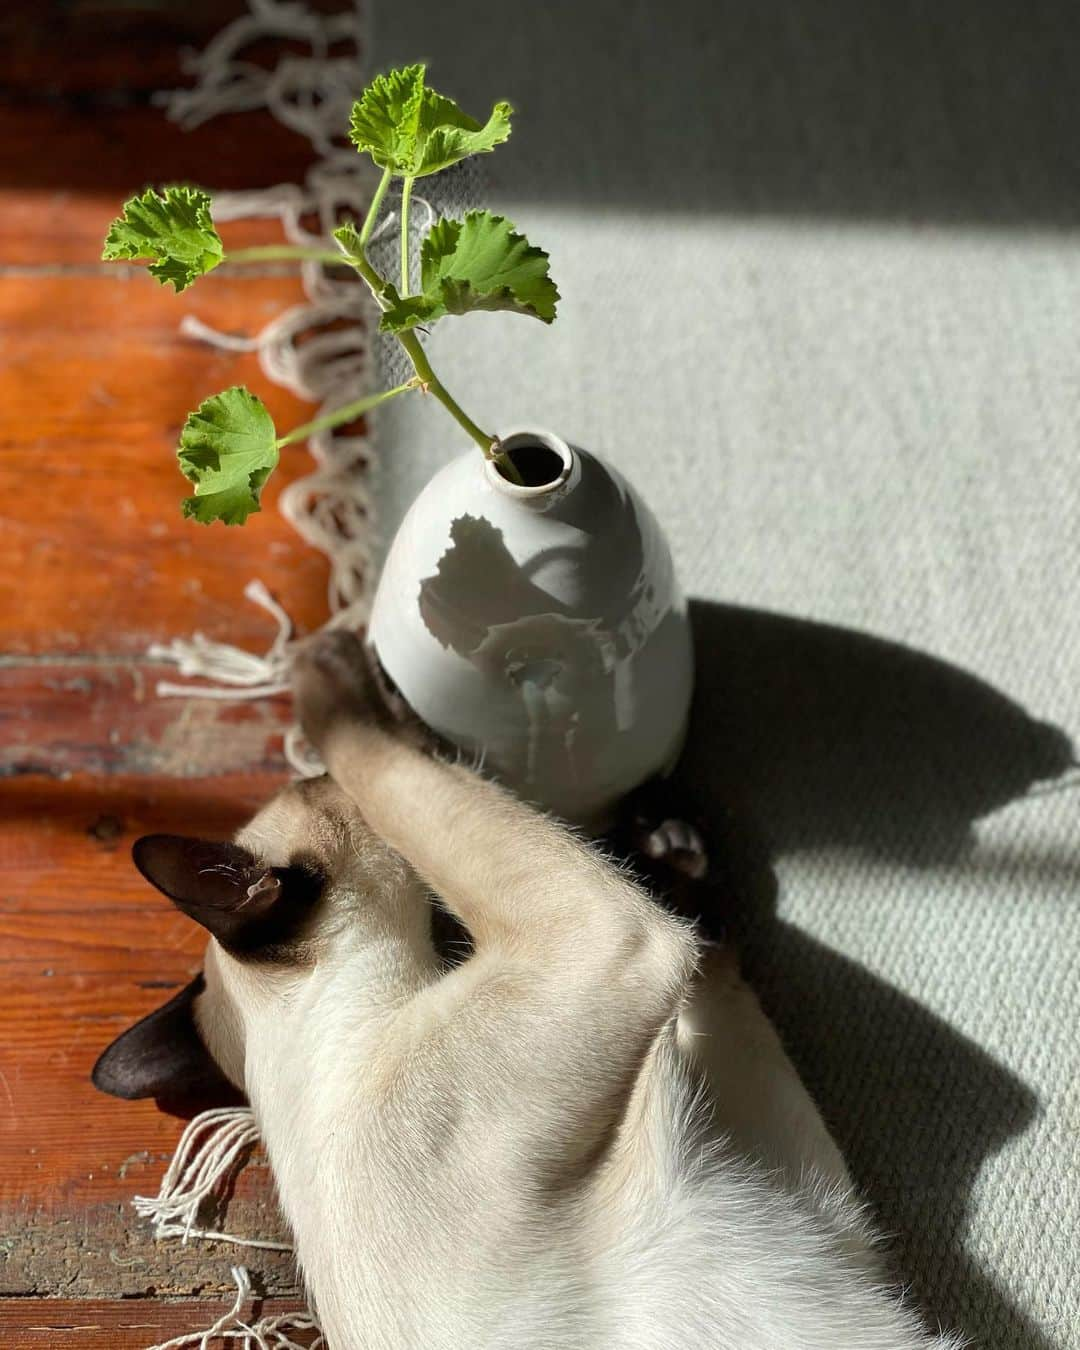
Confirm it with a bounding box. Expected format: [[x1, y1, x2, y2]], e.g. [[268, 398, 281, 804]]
[[94, 632, 960, 1350]]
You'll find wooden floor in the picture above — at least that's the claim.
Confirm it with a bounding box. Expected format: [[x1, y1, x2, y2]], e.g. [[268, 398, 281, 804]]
[[0, 3, 349, 1340]]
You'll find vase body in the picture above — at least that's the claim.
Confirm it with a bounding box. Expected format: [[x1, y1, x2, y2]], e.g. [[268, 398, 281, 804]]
[[368, 430, 694, 824]]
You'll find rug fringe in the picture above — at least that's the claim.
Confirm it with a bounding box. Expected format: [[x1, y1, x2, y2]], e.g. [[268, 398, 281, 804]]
[[150, 0, 376, 760], [145, 1265, 325, 1349]]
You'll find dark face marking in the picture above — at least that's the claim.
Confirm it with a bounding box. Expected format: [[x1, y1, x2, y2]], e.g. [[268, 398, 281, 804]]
[[92, 835, 328, 1106], [131, 834, 325, 960], [91, 974, 243, 1110]]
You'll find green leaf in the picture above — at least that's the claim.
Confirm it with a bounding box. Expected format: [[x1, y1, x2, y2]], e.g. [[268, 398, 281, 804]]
[[176, 388, 279, 525], [348, 64, 426, 176], [413, 93, 512, 178], [425, 214, 559, 320], [332, 221, 366, 261], [379, 211, 559, 333], [349, 64, 511, 178], [379, 291, 441, 334], [102, 186, 223, 292]]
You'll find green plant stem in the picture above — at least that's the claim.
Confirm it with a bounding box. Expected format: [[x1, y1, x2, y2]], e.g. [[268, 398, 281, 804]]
[[342, 246, 398, 311], [275, 379, 419, 448], [340, 248, 497, 447], [399, 175, 415, 292], [337, 208, 523, 485], [359, 166, 394, 248], [396, 330, 499, 452], [403, 336, 523, 486], [225, 245, 346, 266]]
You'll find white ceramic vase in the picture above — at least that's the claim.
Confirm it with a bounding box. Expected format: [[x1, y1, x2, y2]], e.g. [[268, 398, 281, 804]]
[[368, 429, 694, 824]]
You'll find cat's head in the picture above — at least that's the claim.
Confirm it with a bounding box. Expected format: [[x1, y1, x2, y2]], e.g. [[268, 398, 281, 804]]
[[91, 773, 404, 1108]]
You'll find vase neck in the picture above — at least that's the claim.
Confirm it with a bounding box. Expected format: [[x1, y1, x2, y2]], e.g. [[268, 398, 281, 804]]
[[485, 429, 577, 506]]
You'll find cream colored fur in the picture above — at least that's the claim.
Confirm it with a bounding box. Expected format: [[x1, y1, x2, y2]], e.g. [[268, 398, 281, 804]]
[[188, 649, 962, 1350]]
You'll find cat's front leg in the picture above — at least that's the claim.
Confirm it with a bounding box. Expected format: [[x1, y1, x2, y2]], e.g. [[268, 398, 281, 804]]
[[292, 632, 699, 1175]]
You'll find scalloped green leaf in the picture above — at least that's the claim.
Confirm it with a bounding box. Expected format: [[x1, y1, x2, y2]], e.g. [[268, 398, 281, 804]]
[[102, 186, 223, 292], [177, 387, 279, 525], [348, 64, 426, 176], [413, 94, 512, 178], [379, 211, 559, 333], [349, 64, 511, 178]]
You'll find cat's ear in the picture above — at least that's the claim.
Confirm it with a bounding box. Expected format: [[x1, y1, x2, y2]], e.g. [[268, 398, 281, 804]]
[[132, 835, 278, 944], [91, 975, 242, 1105], [131, 834, 322, 953]]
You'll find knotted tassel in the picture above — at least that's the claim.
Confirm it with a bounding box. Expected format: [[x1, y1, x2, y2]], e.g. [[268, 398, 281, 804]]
[[133, 1107, 292, 1253], [145, 1265, 325, 1350]]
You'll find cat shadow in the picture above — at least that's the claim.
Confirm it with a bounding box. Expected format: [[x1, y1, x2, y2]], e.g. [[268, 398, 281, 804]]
[[669, 599, 1073, 1350]]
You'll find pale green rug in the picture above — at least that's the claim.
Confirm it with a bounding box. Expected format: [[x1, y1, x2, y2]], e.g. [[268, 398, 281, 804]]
[[372, 3, 1080, 1346]]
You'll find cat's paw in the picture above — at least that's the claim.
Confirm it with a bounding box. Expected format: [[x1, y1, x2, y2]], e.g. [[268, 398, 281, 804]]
[[641, 817, 709, 881], [292, 631, 440, 757], [291, 630, 383, 750], [619, 779, 710, 882], [613, 782, 727, 937]]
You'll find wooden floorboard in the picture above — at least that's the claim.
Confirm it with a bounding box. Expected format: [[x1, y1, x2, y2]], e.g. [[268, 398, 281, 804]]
[[0, 1299, 317, 1345], [0, 0, 357, 1339], [0, 107, 316, 247], [0, 273, 334, 655], [0, 664, 292, 780], [0, 1, 252, 92]]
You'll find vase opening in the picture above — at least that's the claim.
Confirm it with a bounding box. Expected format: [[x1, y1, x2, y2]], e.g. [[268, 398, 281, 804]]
[[497, 440, 566, 488], [485, 429, 575, 501]]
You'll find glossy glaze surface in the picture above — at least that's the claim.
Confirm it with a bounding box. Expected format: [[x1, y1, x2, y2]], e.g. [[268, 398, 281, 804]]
[[370, 430, 694, 822]]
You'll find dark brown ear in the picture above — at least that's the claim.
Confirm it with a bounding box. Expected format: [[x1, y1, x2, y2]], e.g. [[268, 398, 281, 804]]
[[131, 834, 323, 954], [91, 975, 242, 1107]]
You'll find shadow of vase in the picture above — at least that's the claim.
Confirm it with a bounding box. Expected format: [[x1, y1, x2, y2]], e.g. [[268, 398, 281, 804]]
[[669, 599, 1074, 1350], [675, 601, 1072, 865]]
